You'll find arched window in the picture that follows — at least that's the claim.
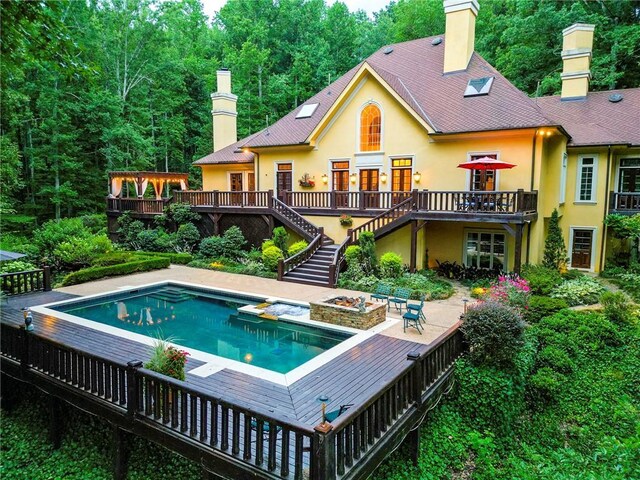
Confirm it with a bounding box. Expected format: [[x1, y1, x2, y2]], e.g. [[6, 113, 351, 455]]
[[360, 104, 381, 151]]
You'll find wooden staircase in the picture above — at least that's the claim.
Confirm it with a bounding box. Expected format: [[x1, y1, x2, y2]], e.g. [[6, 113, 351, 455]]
[[282, 237, 338, 286]]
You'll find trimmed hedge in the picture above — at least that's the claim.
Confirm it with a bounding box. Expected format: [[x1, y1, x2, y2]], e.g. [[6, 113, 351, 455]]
[[135, 251, 193, 264], [61, 257, 170, 286]]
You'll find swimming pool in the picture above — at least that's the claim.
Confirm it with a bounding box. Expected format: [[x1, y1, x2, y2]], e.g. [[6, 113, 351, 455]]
[[48, 284, 352, 374]]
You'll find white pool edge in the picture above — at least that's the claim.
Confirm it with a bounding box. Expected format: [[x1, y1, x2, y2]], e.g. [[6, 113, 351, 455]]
[[31, 280, 398, 387]]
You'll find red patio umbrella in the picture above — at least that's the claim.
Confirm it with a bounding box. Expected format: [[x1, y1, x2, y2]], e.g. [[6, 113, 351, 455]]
[[457, 156, 516, 191]]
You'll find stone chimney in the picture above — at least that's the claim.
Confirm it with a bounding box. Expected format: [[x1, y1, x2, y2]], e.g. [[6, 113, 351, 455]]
[[561, 23, 595, 100], [211, 69, 237, 152], [443, 0, 479, 74]]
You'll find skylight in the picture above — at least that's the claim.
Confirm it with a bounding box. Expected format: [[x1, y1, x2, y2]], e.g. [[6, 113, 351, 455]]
[[296, 103, 319, 119], [464, 77, 494, 97]]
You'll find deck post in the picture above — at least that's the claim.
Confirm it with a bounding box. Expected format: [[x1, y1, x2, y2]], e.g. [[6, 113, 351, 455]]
[[48, 396, 63, 449], [113, 425, 130, 480], [126, 360, 143, 418], [277, 259, 284, 281], [516, 188, 524, 212], [514, 223, 524, 274], [212, 190, 219, 208], [407, 350, 423, 465], [330, 190, 336, 210], [20, 326, 31, 375], [312, 423, 336, 480], [359, 190, 366, 211], [410, 221, 418, 273], [43, 266, 52, 291]]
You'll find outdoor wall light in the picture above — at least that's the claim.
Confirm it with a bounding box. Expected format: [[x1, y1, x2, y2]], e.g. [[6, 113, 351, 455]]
[[350, 173, 357, 184], [413, 171, 422, 183], [321, 173, 328, 184], [380, 172, 388, 183]]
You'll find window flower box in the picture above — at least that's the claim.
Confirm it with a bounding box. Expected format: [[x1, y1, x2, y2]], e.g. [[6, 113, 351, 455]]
[[340, 214, 353, 227], [298, 173, 315, 188]]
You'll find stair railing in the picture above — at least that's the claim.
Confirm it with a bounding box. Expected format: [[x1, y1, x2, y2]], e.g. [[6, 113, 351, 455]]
[[271, 196, 320, 240], [277, 229, 324, 281], [328, 194, 416, 287]]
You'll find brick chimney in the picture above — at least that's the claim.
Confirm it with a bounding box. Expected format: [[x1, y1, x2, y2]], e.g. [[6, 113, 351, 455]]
[[561, 23, 595, 100], [443, 0, 479, 74], [211, 69, 237, 152]]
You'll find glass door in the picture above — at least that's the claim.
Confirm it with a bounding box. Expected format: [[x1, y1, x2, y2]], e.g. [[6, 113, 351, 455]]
[[332, 160, 350, 207], [360, 169, 379, 209], [571, 230, 593, 269], [276, 163, 292, 200], [229, 172, 243, 205]]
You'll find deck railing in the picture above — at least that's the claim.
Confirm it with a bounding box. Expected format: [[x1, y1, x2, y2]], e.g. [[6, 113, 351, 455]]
[[271, 196, 320, 240], [1, 317, 464, 480], [416, 189, 537, 214], [609, 192, 640, 213], [106, 197, 169, 214], [283, 191, 412, 211], [348, 196, 415, 243], [175, 190, 271, 208], [0, 267, 51, 296]]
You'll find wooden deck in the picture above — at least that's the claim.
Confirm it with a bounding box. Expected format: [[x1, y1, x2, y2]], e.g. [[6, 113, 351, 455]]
[[1, 290, 464, 480]]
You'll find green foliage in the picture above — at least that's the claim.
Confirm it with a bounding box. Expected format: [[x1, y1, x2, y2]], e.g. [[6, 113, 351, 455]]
[[261, 239, 275, 251], [605, 214, 640, 264], [528, 366, 566, 406], [166, 203, 200, 226], [53, 234, 114, 269], [339, 269, 454, 301], [199, 226, 247, 260], [461, 300, 525, 369], [261, 245, 284, 272], [174, 223, 200, 253], [345, 245, 362, 266], [136, 229, 174, 253], [525, 295, 569, 323], [0, 260, 38, 274], [134, 251, 193, 265], [542, 209, 568, 271], [521, 264, 563, 295], [91, 252, 135, 267], [33, 218, 92, 261], [271, 226, 289, 252], [79, 214, 107, 234], [358, 231, 377, 274], [61, 257, 170, 286], [287, 240, 308, 257], [600, 291, 633, 325], [379, 252, 403, 278], [604, 271, 640, 302], [550, 276, 606, 306], [145, 337, 189, 381], [117, 213, 146, 250], [199, 236, 225, 258]]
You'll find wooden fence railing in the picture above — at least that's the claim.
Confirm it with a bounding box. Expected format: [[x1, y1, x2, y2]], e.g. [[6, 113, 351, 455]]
[[416, 189, 537, 214], [175, 190, 271, 208], [106, 197, 169, 214], [1, 319, 464, 480], [0, 267, 51, 296], [271, 196, 320, 240], [282, 191, 412, 211], [278, 232, 324, 281], [609, 192, 640, 212]]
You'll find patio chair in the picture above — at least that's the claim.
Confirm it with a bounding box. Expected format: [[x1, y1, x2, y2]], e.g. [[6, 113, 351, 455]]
[[370, 283, 392, 303], [250, 418, 282, 440], [403, 310, 423, 334], [388, 287, 412, 313], [406, 294, 426, 324], [324, 403, 353, 423]]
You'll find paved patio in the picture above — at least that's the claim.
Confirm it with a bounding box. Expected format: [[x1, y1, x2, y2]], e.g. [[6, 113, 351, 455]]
[[54, 265, 463, 344]]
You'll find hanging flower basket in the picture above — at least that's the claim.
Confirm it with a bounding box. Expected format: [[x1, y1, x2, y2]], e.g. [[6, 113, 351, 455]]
[[340, 214, 353, 227], [298, 173, 315, 188]]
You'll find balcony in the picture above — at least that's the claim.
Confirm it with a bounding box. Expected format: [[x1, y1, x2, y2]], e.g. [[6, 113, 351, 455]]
[[609, 192, 640, 214], [108, 189, 537, 222]]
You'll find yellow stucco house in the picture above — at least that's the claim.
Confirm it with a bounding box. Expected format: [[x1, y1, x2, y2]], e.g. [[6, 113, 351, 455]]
[[184, 0, 640, 286]]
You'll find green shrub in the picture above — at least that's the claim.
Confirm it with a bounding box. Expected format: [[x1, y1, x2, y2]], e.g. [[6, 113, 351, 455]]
[[79, 214, 107, 234], [136, 229, 174, 253], [136, 251, 193, 264], [537, 345, 574, 374], [247, 248, 262, 263], [534, 310, 621, 351], [359, 231, 377, 274], [0, 260, 38, 273], [53, 234, 114, 269], [525, 295, 569, 323], [600, 291, 633, 325], [393, 271, 454, 300], [271, 227, 289, 252], [379, 251, 403, 278], [174, 223, 200, 253], [345, 245, 362, 266], [61, 257, 170, 286], [562, 268, 584, 280], [222, 226, 247, 253], [528, 366, 566, 406], [262, 246, 284, 271], [33, 218, 92, 261], [543, 208, 568, 270], [199, 236, 225, 258], [156, 202, 199, 229], [521, 264, 563, 295], [91, 252, 135, 267], [461, 300, 525, 369], [261, 239, 275, 251], [287, 240, 308, 257], [145, 338, 190, 381], [550, 276, 606, 306], [117, 213, 145, 250]]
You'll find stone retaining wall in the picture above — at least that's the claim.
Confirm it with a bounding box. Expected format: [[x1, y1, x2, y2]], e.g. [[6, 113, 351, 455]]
[[309, 297, 387, 330]]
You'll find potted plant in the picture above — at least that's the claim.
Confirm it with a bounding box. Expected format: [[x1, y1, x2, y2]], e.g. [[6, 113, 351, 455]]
[[298, 173, 315, 188], [146, 337, 190, 381], [340, 214, 353, 227]]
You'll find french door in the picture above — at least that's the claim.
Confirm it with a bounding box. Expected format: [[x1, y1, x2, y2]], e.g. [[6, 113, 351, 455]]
[[229, 173, 243, 205], [332, 160, 350, 207], [571, 229, 593, 269], [276, 163, 292, 200], [360, 169, 379, 209]]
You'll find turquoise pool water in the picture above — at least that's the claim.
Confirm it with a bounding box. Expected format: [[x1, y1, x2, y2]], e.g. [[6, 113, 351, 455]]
[[52, 285, 352, 374]]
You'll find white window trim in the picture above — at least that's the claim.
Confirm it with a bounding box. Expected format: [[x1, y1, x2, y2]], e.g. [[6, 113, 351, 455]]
[[227, 171, 245, 191], [613, 154, 640, 193], [462, 229, 508, 270], [273, 161, 294, 192], [356, 100, 384, 154], [575, 154, 598, 203], [465, 151, 501, 190], [568, 226, 597, 272], [559, 152, 568, 204]]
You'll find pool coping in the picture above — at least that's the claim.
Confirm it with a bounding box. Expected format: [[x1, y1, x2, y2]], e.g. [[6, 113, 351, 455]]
[[31, 280, 399, 386]]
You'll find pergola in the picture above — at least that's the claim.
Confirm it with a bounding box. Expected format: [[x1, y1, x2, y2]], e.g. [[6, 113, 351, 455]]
[[108, 171, 189, 199]]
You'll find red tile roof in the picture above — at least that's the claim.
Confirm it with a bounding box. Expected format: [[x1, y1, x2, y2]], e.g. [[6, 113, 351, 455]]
[[536, 88, 640, 147]]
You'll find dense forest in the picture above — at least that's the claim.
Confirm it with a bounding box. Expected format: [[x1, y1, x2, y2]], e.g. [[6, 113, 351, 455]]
[[1, 0, 639, 225]]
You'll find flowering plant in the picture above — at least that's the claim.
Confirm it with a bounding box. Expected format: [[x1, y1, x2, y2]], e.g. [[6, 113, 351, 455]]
[[298, 173, 315, 187], [146, 338, 190, 381], [487, 274, 531, 312], [339, 214, 353, 226], [209, 261, 224, 269]]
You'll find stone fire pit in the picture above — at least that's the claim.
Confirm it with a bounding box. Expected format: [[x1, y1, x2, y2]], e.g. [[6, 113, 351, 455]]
[[310, 295, 387, 330]]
